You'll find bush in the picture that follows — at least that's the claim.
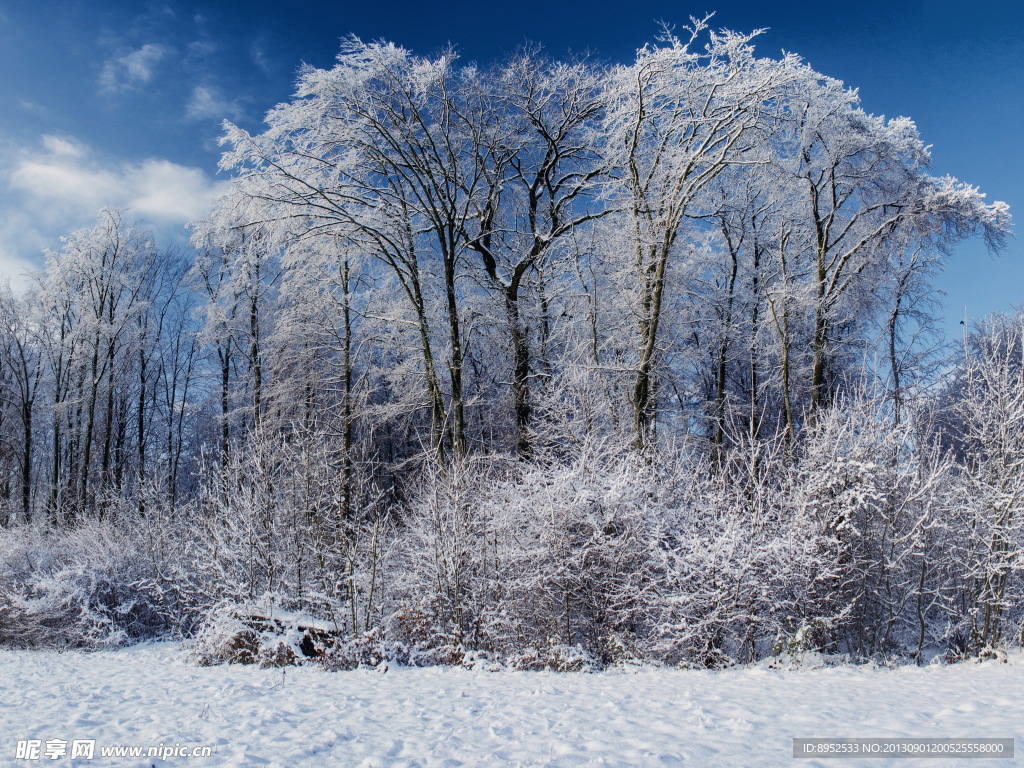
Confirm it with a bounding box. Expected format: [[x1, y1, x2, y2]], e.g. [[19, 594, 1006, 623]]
[[0, 521, 170, 649], [188, 599, 342, 667], [507, 643, 599, 672]]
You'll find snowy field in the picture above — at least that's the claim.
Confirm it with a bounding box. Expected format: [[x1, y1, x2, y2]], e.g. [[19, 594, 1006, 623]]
[[0, 643, 1021, 768]]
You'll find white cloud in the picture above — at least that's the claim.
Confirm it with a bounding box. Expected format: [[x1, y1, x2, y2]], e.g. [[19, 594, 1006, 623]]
[[0, 205, 54, 292], [40, 134, 86, 158], [185, 85, 243, 122], [125, 159, 227, 221], [16, 99, 49, 116], [11, 158, 121, 210], [0, 135, 229, 288], [99, 43, 172, 93], [250, 37, 273, 75], [0, 245, 41, 293], [9, 135, 227, 223], [186, 39, 217, 61]]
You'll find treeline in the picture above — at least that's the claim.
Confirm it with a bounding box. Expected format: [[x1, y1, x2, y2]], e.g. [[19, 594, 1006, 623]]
[[0, 22, 1018, 666]]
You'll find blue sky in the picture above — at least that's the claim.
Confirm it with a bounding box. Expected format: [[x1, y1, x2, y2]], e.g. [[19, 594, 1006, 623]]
[[0, 0, 1020, 334]]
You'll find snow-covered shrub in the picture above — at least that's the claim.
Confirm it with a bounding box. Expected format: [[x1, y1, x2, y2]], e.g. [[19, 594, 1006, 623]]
[[386, 604, 468, 666], [940, 316, 1024, 652], [388, 436, 856, 668], [386, 455, 509, 653], [188, 600, 466, 670], [387, 440, 657, 664], [485, 440, 658, 662], [186, 427, 390, 636], [793, 391, 973, 660], [634, 433, 851, 667], [507, 643, 600, 672], [319, 628, 397, 670], [188, 598, 343, 667], [0, 520, 171, 649], [318, 628, 474, 670], [188, 603, 264, 665]]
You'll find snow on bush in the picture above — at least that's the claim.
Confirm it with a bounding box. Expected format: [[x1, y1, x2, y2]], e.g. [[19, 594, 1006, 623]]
[[1, 382, 1022, 669], [386, 435, 862, 668], [0, 519, 169, 648]]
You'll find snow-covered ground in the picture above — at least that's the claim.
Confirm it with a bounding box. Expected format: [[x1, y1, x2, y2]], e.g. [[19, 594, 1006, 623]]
[[0, 643, 1021, 767]]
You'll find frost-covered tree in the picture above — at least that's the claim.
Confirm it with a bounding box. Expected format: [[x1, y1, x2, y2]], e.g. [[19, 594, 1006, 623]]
[[221, 38, 487, 459], [765, 70, 1009, 421], [462, 50, 607, 455], [1, 24, 1019, 669], [945, 315, 1024, 649], [0, 288, 44, 522], [601, 18, 802, 447], [34, 210, 162, 517]]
